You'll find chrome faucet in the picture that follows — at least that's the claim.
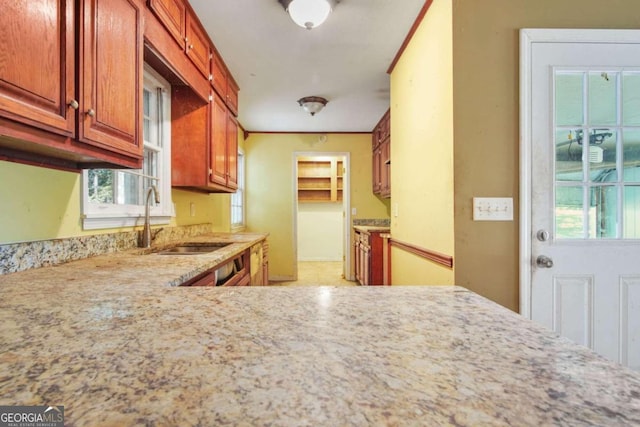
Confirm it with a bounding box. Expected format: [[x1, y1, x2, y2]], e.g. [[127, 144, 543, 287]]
[[140, 185, 160, 248]]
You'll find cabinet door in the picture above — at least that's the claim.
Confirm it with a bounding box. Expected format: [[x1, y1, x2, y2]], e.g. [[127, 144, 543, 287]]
[[148, 0, 186, 49], [211, 50, 227, 99], [226, 78, 239, 117], [380, 138, 391, 197], [354, 234, 361, 283], [363, 244, 370, 286], [226, 114, 238, 189], [373, 146, 382, 193], [79, 0, 142, 158], [0, 0, 75, 136], [185, 12, 210, 79], [210, 92, 228, 186]]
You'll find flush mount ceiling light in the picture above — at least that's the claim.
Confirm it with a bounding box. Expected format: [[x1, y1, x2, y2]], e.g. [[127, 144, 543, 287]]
[[297, 96, 328, 116], [278, 0, 337, 30]]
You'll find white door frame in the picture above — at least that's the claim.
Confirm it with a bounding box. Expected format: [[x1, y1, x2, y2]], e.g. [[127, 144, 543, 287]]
[[519, 28, 640, 318], [292, 151, 351, 281]]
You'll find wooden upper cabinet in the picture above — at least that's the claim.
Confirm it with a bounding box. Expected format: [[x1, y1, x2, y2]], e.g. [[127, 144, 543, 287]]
[[0, 0, 75, 137], [148, 0, 186, 48], [226, 77, 239, 117], [372, 109, 390, 198], [210, 91, 228, 187], [78, 0, 142, 158], [170, 86, 209, 187], [211, 49, 239, 117], [170, 85, 236, 193], [0, 0, 142, 169], [210, 91, 238, 190], [185, 12, 210, 79], [226, 114, 238, 189], [211, 50, 228, 100]]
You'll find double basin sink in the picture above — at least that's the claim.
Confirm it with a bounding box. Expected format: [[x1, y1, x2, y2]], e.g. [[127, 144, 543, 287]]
[[154, 242, 231, 255]]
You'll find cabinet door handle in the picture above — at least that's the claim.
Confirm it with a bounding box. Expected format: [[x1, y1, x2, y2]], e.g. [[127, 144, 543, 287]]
[[189, 44, 194, 50], [68, 99, 79, 110], [87, 109, 95, 117]]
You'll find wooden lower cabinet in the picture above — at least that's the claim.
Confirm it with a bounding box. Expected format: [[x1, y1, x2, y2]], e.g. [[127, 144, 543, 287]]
[[249, 240, 269, 286], [354, 227, 390, 286]]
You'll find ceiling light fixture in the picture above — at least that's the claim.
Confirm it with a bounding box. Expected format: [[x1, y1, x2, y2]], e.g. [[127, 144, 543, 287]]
[[278, 0, 337, 30], [297, 96, 328, 116]]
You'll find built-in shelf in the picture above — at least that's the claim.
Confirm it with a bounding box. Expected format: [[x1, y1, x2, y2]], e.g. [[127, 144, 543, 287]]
[[297, 156, 343, 202]]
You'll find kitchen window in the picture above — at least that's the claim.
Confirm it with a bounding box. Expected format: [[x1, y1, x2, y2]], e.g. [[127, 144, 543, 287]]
[[81, 65, 174, 230], [231, 149, 245, 231]]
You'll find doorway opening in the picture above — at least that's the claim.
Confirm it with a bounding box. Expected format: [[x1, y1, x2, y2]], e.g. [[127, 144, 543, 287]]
[[293, 152, 351, 283]]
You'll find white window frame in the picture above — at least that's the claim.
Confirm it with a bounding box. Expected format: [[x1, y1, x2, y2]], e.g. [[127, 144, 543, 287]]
[[81, 64, 174, 230], [231, 148, 245, 232]]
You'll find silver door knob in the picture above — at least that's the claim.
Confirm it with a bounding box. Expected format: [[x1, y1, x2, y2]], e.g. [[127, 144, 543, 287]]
[[87, 109, 95, 117], [536, 255, 553, 268]]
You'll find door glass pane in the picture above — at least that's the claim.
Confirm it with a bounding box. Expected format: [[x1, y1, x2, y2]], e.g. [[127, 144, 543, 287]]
[[589, 71, 618, 126], [556, 128, 584, 181], [556, 72, 584, 126], [556, 186, 584, 238], [588, 129, 617, 182], [624, 186, 640, 238], [623, 129, 640, 182], [589, 186, 617, 239], [623, 72, 640, 126]]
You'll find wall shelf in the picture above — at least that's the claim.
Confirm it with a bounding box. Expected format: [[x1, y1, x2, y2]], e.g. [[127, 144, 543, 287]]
[[297, 156, 343, 202]]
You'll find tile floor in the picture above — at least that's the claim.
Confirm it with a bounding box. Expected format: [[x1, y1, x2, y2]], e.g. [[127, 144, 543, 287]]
[[272, 261, 356, 286]]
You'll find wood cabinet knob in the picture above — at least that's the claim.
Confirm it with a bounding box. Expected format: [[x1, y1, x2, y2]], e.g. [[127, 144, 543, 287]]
[[87, 109, 95, 117], [68, 99, 79, 109]]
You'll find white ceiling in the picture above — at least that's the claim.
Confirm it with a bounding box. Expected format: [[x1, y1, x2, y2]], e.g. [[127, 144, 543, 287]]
[[188, 0, 425, 133]]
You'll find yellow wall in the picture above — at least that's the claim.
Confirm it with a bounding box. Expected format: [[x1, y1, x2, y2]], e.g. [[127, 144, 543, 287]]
[[244, 133, 390, 280], [0, 125, 245, 244], [450, 0, 640, 311], [389, 0, 454, 285]]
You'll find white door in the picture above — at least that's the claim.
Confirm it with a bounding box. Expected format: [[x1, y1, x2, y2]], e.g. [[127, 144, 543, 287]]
[[521, 29, 640, 369]]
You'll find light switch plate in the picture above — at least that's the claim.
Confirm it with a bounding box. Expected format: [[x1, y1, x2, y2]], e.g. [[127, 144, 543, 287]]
[[473, 197, 513, 221]]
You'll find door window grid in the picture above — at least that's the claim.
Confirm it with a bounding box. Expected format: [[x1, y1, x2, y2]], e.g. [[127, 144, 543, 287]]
[[554, 69, 640, 239]]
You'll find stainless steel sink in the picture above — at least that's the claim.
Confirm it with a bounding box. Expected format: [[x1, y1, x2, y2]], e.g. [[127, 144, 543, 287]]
[[156, 242, 231, 255]]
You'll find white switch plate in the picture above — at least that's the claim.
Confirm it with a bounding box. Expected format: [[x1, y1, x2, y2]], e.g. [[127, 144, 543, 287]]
[[351, 207, 357, 216], [473, 197, 513, 221]]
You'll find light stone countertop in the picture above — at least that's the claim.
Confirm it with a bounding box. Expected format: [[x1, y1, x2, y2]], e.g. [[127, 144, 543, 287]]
[[1, 242, 640, 425]]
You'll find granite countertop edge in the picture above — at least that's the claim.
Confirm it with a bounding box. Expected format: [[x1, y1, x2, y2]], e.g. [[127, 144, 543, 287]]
[[0, 232, 269, 289]]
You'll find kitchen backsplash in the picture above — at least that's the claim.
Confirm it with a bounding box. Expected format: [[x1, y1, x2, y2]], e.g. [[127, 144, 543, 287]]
[[0, 224, 212, 275], [352, 218, 390, 227]]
